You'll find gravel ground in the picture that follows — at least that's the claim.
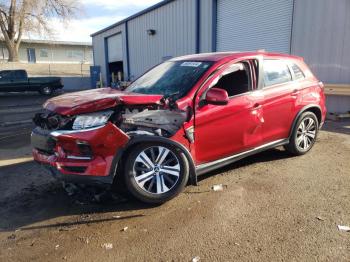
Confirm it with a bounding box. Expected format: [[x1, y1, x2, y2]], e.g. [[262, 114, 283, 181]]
[[0, 121, 349, 262]]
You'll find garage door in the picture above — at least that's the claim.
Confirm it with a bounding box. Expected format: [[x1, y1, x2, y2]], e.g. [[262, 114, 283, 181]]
[[107, 33, 123, 62], [216, 0, 294, 53]]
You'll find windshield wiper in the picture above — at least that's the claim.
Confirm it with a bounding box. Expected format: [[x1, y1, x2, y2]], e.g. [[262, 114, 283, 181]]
[[162, 91, 180, 109], [163, 91, 179, 100]]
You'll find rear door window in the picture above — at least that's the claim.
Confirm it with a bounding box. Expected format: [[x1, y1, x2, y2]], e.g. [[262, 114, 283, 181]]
[[263, 60, 292, 87], [15, 70, 27, 80]]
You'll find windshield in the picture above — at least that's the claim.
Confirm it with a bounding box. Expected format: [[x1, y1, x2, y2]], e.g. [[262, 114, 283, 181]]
[[126, 61, 213, 99]]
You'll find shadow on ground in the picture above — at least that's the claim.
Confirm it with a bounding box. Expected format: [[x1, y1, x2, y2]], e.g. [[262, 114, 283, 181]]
[[197, 147, 293, 182], [0, 147, 293, 232]]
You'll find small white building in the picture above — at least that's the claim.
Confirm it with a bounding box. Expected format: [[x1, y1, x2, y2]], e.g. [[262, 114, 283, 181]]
[[0, 39, 93, 64]]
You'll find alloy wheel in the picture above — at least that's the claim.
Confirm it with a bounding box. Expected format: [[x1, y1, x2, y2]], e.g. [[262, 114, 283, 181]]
[[133, 146, 181, 194], [296, 117, 316, 151]]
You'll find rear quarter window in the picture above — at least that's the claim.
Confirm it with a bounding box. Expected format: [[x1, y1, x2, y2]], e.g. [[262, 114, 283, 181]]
[[291, 63, 305, 80], [263, 60, 292, 87]]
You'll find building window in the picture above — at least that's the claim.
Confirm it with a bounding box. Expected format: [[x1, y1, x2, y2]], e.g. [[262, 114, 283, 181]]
[[40, 49, 49, 58], [0, 47, 9, 60], [67, 50, 83, 59]]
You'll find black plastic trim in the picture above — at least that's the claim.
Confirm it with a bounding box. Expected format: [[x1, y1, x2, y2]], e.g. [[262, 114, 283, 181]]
[[196, 139, 289, 175], [288, 104, 322, 138], [111, 135, 197, 186], [38, 163, 114, 185]]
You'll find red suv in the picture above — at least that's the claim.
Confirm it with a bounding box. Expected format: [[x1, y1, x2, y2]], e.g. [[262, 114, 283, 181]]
[[32, 52, 326, 203]]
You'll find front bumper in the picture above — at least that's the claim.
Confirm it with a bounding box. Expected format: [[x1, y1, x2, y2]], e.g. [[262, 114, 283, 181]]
[[31, 123, 129, 184]]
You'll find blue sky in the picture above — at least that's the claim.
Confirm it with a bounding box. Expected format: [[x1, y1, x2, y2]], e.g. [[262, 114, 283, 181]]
[[48, 0, 162, 42]]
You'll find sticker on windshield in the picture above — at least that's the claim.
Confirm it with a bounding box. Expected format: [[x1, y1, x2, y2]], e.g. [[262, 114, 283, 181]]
[[181, 62, 202, 67]]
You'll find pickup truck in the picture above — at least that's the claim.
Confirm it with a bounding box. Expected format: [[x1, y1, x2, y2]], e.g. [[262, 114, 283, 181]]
[[0, 69, 63, 95]]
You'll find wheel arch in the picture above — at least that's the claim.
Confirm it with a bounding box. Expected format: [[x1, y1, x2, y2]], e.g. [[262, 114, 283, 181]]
[[289, 104, 322, 139], [110, 136, 197, 187]]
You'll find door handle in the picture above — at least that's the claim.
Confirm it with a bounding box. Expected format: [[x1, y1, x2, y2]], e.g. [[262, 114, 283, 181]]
[[253, 103, 261, 109], [291, 89, 300, 97]]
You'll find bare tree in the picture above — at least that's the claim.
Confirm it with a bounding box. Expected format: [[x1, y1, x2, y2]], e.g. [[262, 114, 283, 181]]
[[0, 0, 80, 62]]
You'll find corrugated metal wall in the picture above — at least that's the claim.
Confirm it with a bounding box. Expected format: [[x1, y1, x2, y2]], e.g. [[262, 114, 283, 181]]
[[291, 0, 350, 84], [127, 0, 197, 79], [216, 0, 294, 53], [199, 0, 214, 53]]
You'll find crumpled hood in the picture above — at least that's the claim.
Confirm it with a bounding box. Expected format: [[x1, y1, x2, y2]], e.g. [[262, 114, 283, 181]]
[[44, 88, 163, 115]]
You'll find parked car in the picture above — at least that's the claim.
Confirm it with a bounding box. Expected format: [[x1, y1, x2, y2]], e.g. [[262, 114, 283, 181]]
[[0, 69, 63, 95], [31, 51, 326, 203]]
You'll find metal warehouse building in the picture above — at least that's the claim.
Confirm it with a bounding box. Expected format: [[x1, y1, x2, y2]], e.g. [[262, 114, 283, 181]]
[[91, 0, 350, 112]]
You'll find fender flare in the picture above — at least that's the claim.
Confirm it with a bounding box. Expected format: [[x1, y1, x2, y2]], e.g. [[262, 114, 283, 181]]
[[288, 104, 322, 139], [109, 135, 197, 186]]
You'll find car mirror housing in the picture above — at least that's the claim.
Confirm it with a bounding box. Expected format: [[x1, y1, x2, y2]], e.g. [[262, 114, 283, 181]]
[[205, 88, 229, 106]]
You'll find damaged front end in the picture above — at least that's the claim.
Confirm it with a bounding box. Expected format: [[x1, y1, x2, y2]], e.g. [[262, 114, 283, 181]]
[[31, 90, 191, 185]]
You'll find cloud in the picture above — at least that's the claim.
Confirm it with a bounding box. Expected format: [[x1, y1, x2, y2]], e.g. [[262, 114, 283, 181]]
[[25, 16, 125, 42], [24, 1, 163, 42]]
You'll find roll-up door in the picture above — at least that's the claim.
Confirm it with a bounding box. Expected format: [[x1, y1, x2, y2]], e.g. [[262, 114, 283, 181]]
[[107, 33, 123, 62], [216, 0, 294, 53]]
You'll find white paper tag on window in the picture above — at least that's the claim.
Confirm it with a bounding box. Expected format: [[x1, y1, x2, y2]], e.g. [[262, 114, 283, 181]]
[[181, 62, 202, 67]]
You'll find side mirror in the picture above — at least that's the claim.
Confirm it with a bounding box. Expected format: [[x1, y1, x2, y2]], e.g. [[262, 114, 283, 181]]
[[205, 88, 229, 105]]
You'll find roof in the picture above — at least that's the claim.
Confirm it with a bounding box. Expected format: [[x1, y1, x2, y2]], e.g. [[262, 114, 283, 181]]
[[170, 51, 303, 62], [19, 39, 92, 46], [91, 0, 176, 37]]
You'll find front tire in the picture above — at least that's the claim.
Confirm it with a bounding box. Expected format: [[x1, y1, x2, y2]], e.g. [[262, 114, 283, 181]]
[[124, 143, 189, 204], [39, 86, 53, 95], [284, 111, 319, 155]]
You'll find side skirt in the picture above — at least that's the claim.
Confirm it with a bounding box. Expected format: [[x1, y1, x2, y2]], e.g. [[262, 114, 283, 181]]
[[196, 139, 289, 175]]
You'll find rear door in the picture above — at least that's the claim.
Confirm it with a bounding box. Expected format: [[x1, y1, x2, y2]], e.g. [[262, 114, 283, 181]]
[[261, 59, 295, 142]]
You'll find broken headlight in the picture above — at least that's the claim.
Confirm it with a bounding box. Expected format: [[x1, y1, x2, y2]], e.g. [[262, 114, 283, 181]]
[[72, 110, 113, 130]]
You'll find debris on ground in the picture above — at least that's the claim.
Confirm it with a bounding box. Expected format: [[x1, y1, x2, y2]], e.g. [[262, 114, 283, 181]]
[[55, 245, 60, 250], [101, 243, 113, 250], [62, 182, 79, 196], [121, 227, 128, 232], [192, 256, 200, 262], [316, 216, 325, 221], [337, 225, 350, 232], [112, 215, 121, 219], [212, 184, 226, 191], [80, 214, 91, 220], [77, 237, 90, 244], [61, 182, 127, 204], [7, 234, 16, 240]]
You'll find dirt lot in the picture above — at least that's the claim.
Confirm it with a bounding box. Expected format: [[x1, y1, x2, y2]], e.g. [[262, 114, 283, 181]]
[[0, 96, 349, 261]]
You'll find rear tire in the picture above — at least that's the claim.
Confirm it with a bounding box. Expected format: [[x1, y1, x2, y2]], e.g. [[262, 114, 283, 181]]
[[284, 111, 319, 155], [124, 143, 189, 204], [39, 86, 53, 95]]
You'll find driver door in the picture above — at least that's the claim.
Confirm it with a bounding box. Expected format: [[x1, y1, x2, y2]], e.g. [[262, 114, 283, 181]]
[[194, 59, 264, 164]]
